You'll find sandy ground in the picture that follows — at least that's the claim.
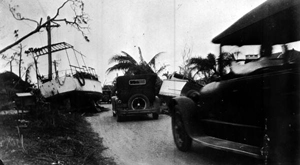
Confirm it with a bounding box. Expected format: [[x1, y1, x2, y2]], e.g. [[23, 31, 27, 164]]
[[86, 104, 262, 165]]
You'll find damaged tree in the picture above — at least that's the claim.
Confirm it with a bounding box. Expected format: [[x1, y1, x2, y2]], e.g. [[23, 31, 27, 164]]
[[0, 0, 90, 56]]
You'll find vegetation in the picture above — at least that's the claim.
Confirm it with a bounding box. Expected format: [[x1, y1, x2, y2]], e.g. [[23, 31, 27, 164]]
[[0, 71, 32, 111], [0, 1, 117, 163], [0, 107, 115, 165], [187, 52, 236, 84], [106, 47, 168, 76], [0, 71, 115, 165], [177, 48, 193, 80]]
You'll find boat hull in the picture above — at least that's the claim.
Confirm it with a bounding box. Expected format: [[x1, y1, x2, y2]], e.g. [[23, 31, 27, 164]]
[[39, 76, 102, 101]]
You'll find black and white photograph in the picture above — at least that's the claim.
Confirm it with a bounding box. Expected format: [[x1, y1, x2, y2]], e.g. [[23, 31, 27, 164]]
[[0, 0, 299, 164]]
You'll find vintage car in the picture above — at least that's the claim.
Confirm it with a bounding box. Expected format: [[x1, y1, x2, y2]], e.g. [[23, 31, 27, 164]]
[[166, 0, 300, 164], [101, 85, 113, 103], [111, 74, 161, 122]]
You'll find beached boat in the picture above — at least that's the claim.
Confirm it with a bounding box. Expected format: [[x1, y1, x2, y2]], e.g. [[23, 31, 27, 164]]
[[26, 42, 102, 111]]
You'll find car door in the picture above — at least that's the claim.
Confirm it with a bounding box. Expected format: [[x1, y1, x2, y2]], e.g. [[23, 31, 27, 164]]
[[200, 74, 265, 147], [221, 74, 265, 146]]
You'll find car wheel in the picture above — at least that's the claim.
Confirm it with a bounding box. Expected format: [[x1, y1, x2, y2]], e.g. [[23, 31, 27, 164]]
[[172, 107, 192, 151], [128, 94, 150, 110], [152, 113, 159, 119]]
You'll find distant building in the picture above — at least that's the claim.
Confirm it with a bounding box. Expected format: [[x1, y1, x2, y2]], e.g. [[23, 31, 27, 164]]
[[245, 54, 259, 60], [244, 49, 300, 63]]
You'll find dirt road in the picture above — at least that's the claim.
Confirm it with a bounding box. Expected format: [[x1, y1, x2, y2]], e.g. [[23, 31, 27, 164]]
[[86, 104, 262, 165]]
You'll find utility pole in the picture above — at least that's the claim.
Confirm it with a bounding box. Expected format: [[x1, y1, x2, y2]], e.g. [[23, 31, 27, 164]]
[[46, 16, 52, 80], [18, 44, 22, 78], [9, 61, 12, 72]]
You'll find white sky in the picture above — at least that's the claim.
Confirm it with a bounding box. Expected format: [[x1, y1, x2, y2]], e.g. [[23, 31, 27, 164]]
[[0, 0, 287, 84]]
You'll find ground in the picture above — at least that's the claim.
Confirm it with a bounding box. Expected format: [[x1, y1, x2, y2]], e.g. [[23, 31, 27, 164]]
[[87, 104, 263, 165], [0, 108, 116, 165]]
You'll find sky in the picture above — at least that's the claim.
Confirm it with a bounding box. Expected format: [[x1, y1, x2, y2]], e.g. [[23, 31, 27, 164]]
[[0, 0, 289, 85]]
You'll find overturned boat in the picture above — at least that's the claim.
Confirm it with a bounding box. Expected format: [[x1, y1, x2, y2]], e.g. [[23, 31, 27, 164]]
[[27, 42, 102, 111]]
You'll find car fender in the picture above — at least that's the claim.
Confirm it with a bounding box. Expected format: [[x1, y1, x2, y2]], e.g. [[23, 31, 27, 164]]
[[169, 96, 200, 137]]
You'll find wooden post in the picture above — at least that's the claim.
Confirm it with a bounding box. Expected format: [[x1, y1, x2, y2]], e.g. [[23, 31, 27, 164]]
[[53, 60, 59, 78], [218, 44, 223, 79], [9, 60, 12, 72], [33, 57, 39, 88], [46, 16, 52, 80]]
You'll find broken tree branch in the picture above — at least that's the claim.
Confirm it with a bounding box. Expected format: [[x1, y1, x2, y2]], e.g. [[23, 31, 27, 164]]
[[0, 0, 88, 55]]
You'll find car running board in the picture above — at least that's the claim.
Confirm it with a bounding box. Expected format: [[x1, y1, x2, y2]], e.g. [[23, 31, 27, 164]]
[[192, 136, 262, 158]]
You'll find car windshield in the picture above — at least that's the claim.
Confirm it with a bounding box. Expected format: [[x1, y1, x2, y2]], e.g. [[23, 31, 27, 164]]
[[221, 43, 300, 76]]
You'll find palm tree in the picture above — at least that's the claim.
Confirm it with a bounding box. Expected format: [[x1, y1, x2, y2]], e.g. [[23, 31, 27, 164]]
[[188, 53, 217, 83], [188, 52, 236, 84], [106, 47, 167, 76]]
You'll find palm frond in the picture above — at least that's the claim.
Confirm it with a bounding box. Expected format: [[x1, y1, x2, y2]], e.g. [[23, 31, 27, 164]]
[[138, 47, 144, 63], [127, 64, 154, 75], [148, 52, 165, 67], [108, 54, 126, 64], [156, 64, 169, 75], [106, 62, 133, 74], [120, 51, 130, 57], [108, 53, 138, 65], [121, 51, 138, 64]]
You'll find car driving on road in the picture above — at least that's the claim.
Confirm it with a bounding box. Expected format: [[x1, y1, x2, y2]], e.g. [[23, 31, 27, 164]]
[[112, 74, 161, 122]]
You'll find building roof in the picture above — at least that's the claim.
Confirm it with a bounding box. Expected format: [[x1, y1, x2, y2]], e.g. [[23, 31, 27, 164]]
[[212, 0, 300, 45]]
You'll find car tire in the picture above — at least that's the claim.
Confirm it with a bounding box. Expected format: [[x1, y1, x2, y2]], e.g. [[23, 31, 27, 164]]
[[152, 113, 159, 119], [172, 106, 192, 151], [128, 94, 150, 110]]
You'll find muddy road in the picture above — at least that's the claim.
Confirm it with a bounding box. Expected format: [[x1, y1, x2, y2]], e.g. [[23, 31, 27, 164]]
[[86, 104, 262, 165]]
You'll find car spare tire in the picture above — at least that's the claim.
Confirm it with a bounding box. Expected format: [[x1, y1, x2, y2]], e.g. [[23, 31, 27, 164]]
[[128, 94, 150, 110]]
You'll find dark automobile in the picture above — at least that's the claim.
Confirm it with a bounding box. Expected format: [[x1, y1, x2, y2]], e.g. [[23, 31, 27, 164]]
[[112, 74, 161, 122], [165, 0, 300, 164], [101, 85, 113, 103]]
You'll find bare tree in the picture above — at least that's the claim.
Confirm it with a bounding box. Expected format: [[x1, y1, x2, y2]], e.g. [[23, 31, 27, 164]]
[[13, 30, 26, 78], [178, 46, 193, 79], [0, 0, 90, 55], [2, 54, 14, 72]]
